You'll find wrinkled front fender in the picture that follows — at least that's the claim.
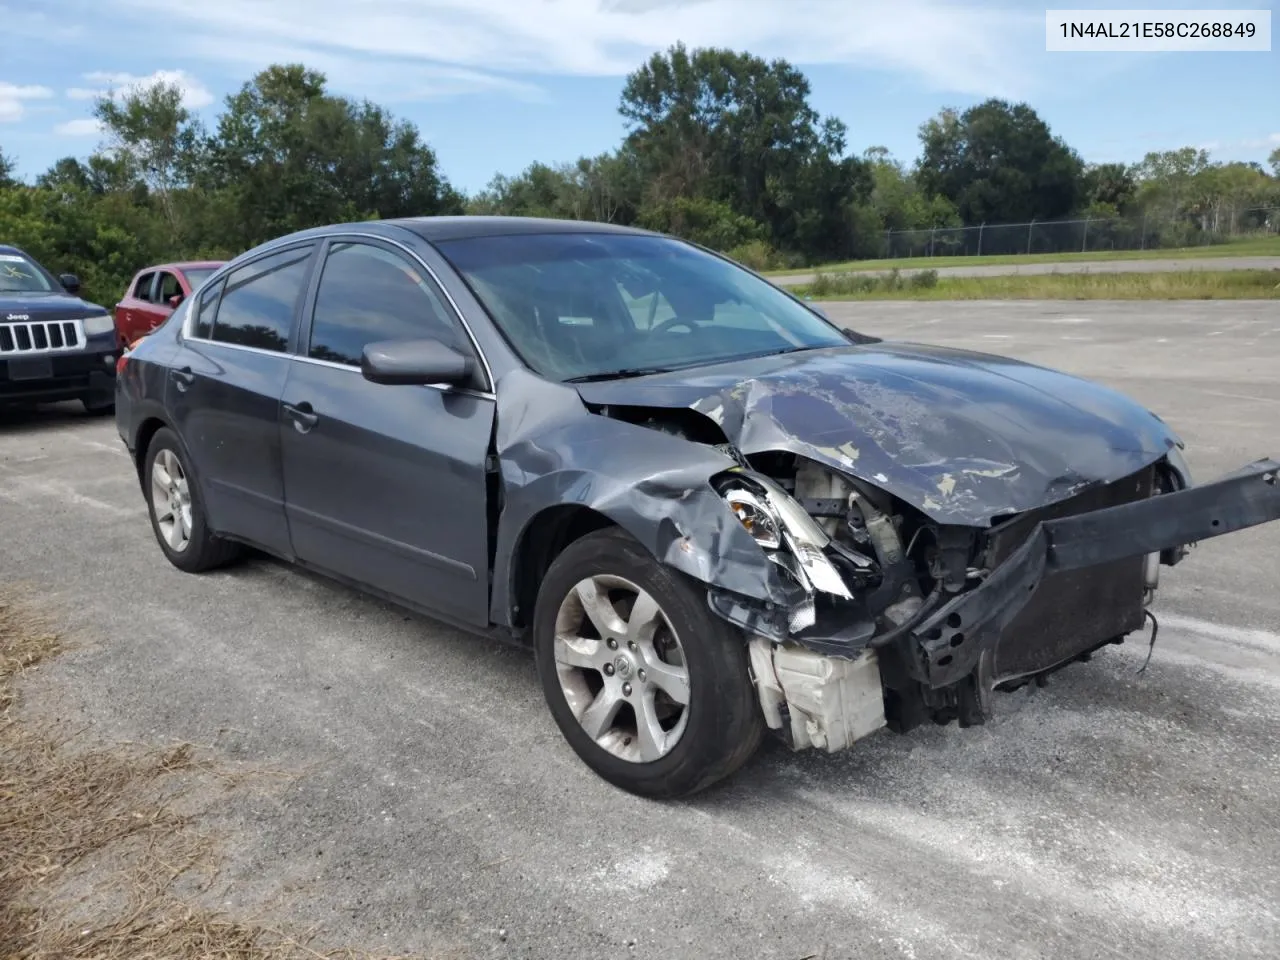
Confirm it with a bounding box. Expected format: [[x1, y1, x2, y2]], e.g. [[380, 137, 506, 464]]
[[488, 370, 796, 629]]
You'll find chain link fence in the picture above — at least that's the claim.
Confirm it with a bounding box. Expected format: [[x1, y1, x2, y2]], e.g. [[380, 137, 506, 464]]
[[880, 206, 1280, 260]]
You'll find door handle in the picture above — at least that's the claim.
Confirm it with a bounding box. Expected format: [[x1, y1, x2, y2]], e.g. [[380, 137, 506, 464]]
[[283, 401, 319, 433], [170, 367, 195, 391]]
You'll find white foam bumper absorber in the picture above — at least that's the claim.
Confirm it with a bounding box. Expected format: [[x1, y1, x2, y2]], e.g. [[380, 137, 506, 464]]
[[748, 638, 887, 752]]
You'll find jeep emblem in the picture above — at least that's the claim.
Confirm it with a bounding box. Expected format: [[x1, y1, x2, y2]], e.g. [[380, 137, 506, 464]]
[[5, 313, 29, 321]]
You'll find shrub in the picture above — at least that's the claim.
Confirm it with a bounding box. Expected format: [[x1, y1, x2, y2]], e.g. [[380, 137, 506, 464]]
[[726, 240, 780, 271], [907, 269, 939, 289]]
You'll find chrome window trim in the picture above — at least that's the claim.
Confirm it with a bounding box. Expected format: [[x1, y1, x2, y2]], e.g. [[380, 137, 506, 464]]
[[181, 239, 313, 344], [179, 336, 496, 401], [291, 352, 496, 400], [181, 231, 495, 393]]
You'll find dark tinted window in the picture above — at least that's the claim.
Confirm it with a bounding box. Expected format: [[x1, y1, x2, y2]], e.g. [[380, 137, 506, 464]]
[[193, 278, 224, 339], [132, 272, 155, 301], [157, 271, 182, 303], [210, 245, 314, 353], [308, 241, 461, 366], [183, 267, 216, 291]]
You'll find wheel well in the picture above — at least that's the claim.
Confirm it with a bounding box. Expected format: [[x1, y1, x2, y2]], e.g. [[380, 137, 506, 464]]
[[133, 417, 167, 481], [511, 506, 616, 631]]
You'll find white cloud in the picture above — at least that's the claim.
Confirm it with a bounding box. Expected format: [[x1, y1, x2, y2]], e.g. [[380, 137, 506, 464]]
[[64, 69, 215, 109], [112, 0, 1035, 99], [54, 117, 105, 136], [0, 82, 54, 122]]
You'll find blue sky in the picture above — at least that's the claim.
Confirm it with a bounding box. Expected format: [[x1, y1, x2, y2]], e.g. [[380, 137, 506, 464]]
[[1, 0, 1276, 194]]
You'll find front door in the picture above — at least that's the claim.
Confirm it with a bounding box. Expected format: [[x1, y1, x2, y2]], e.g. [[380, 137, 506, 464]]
[[279, 237, 495, 626], [168, 243, 318, 557]]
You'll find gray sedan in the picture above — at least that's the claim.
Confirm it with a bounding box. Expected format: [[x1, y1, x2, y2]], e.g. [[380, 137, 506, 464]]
[[114, 216, 1280, 798]]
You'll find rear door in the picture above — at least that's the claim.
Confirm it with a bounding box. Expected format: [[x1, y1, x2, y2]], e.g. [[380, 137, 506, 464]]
[[151, 271, 184, 326], [168, 243, 318, 557], [115, 271, 155, 347], [279, 236, 495, 625]]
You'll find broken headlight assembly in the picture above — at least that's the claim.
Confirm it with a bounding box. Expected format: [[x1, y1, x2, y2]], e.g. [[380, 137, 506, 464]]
[[716, 471, 854, 602], [724, 488, 782, 550]]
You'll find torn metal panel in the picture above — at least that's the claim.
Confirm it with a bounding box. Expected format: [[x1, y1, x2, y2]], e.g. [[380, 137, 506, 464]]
[[488, 368, 800, 628], [574, 341, 1185, 525], [906, 459, 1280, 689]]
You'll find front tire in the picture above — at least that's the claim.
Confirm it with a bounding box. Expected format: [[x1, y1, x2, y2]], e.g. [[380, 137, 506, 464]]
[[143, 427, 242, 573], [532, 527, 764, 799]]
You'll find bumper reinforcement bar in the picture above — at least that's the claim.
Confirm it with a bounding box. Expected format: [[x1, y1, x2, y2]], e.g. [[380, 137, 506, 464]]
[[901, 458, 1280, 689]]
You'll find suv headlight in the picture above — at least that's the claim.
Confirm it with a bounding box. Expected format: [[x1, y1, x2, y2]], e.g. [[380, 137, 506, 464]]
[[82, 314, 115, 336]]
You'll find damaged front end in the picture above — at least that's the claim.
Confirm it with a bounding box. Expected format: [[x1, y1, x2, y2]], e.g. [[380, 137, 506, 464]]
[[706, 452, 1280, 754]]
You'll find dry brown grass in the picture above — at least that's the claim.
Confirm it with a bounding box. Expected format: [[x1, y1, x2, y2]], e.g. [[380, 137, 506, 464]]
[[0, 590, 435, 960]]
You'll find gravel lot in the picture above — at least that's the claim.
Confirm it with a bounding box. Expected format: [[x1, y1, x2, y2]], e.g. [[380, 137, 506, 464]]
[[2, 299, 1278, 960]]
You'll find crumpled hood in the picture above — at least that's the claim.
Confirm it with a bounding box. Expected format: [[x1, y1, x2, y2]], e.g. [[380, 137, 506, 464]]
[[574, 341, 1182, 525], [0, 292, 106, 322]]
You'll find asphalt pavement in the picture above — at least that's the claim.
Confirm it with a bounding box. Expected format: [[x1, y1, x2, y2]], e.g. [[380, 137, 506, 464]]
[[1, 299, 1278, 960]]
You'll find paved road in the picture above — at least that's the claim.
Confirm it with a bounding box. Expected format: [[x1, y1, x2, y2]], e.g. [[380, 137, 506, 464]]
[[770, 255, 1280, 286], [2, 300, 1278, 960]]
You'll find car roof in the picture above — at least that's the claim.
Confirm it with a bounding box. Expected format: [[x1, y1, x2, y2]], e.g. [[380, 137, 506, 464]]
[[0, 244, 31, 256], [388, 215, 656, 244], [137, 260, 226, 273]]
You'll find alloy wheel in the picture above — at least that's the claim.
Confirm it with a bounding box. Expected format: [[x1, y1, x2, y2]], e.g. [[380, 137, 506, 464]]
[[553, 574, 691, 763]]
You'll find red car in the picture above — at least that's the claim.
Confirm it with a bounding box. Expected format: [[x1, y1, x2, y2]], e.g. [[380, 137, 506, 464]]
[[113, 261, 224, 348]]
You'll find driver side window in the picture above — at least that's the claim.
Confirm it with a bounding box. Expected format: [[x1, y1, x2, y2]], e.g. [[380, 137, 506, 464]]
[[308, 241, 464, 367]]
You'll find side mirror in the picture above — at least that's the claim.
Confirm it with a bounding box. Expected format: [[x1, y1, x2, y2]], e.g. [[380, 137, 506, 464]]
[[59, 273, 81, 295], [167, 293, 184, 309], [361, 337, 473, 387]]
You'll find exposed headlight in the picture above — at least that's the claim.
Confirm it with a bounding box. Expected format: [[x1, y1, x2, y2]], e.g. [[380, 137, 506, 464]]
[[725, 488, 782, 550], [719, 472, 853, 601], [82, 314, 114, 336]]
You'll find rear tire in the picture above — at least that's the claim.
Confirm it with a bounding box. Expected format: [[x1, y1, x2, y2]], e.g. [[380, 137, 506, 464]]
[[143, 427, 242, 573], [533, 527, 764, 799]]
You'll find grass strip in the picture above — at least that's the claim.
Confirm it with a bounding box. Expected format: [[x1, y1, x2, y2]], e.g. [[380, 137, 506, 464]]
[[794, 268, 1280, 301]]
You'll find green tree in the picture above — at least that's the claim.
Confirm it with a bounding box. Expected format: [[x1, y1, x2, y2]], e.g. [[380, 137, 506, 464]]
[[863, 147, 961, 232], [205, 64, 462, 250], [94, 80, 203, 246], [619, 44, 869, 261], [916, 99, 1084, 224], [636, 196, 766, 250], [0, 146, 15, 187], [1081, 162, 1136, 213], [1269, 146, 1280, 178]]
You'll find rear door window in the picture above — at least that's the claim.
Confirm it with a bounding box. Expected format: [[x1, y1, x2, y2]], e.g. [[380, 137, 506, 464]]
[[207, 245, 315, 353], [156, 271, 182, 305], [193, 278, 225, 339], [133, 272, 156, 302]]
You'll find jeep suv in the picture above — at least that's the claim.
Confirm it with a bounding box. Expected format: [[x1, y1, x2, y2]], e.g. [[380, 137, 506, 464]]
[[0, 244, 118, 413]]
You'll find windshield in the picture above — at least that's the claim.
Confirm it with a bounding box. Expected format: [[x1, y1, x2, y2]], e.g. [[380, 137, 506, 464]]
[[435, 232, 851, 382], [182, 267, 217, 291], [0, 252, 56, 294]]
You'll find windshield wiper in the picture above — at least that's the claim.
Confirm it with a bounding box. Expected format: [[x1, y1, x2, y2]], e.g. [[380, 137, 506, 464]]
[[564, 367, 678, 383]]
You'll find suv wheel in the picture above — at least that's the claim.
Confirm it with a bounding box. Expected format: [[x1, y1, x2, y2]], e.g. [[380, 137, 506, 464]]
[[143, 427, 242, 573], [81, 393, 114, 415], [533, 527, 764, 799]]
